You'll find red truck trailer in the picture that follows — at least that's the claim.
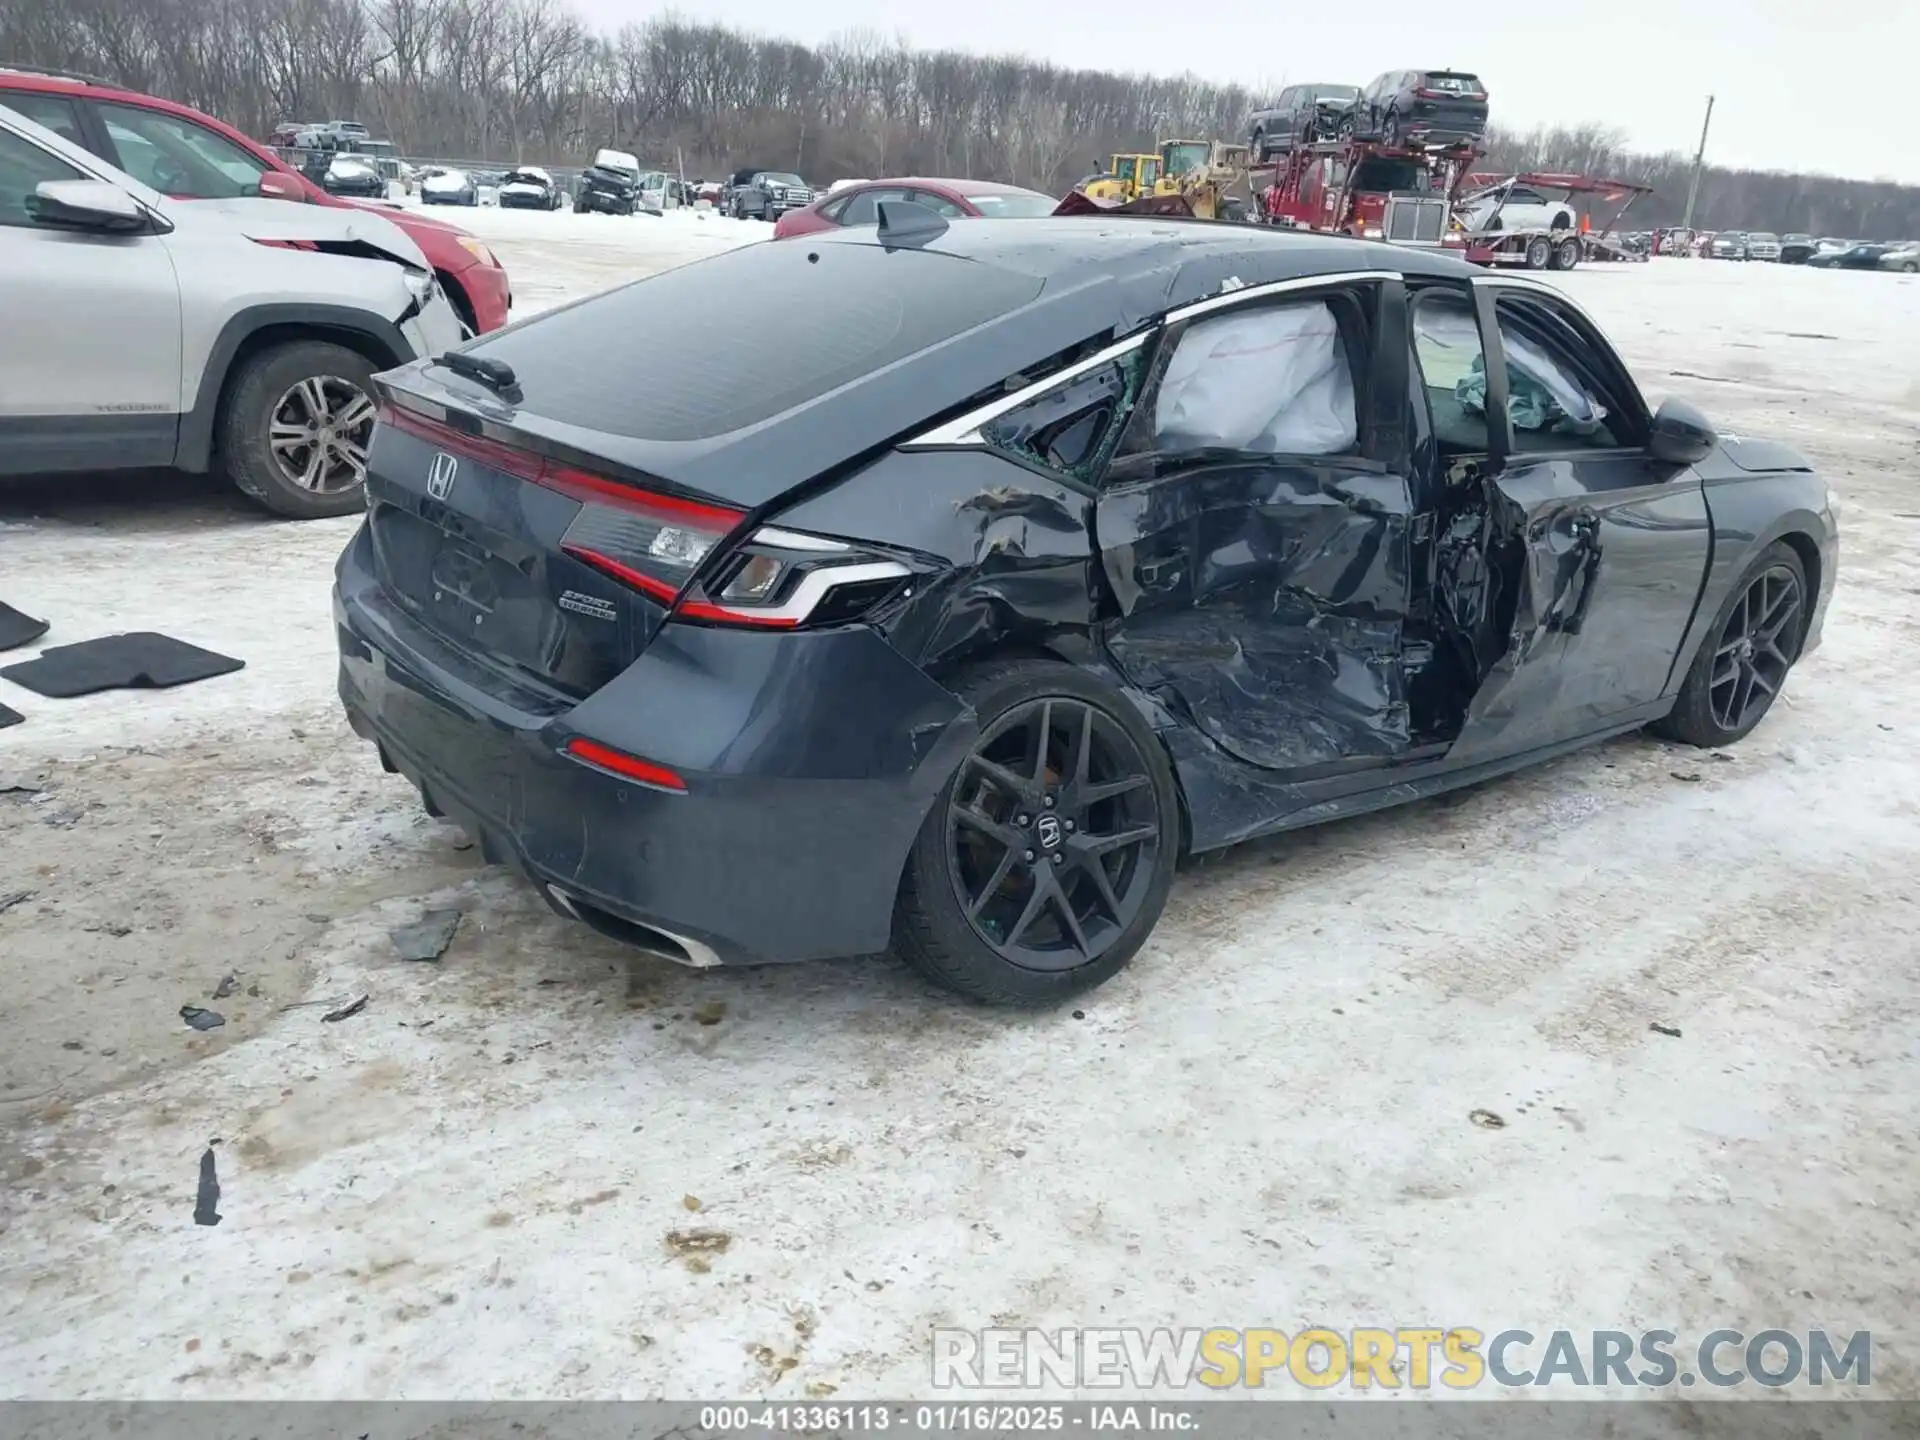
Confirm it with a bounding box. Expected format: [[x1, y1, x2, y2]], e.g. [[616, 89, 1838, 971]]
[[1255, 137, 1479, 251]]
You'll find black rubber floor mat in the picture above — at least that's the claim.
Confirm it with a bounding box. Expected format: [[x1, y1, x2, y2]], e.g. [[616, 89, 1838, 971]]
[[0, 602, 48, 652], [0, 632, 244, 698], [0, 701, 21, 729]]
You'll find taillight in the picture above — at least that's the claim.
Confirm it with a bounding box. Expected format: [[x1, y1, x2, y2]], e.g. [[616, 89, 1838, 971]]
[[671, 526, 913, 629], [560, 488, 745, 606], [377, 401, 912, 630]]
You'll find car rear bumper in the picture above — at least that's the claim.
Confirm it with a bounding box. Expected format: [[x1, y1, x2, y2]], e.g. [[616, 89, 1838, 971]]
[[332, 525, 974, 967]]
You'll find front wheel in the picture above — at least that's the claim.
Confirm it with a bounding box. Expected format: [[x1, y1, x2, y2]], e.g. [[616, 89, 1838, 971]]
[[1524, 235, 1553, 269], [894, 658, 1181, 1006], [1652, 542, 1809, 748], [219, 340, 378, 519]]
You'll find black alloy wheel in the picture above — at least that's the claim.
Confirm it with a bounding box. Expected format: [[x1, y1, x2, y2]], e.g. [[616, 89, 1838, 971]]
[[895, 659, 1180, 1005], [1708, 563, 1802, 733], [946, 697, 1160, 971], [1654, 541, 1809, 747]]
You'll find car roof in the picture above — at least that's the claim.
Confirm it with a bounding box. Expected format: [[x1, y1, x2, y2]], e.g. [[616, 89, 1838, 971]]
[[857, 214, 1475, 296]]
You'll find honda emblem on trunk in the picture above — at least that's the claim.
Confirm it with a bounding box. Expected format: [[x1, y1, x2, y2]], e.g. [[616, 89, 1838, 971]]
[[427, 451, 458, 501]]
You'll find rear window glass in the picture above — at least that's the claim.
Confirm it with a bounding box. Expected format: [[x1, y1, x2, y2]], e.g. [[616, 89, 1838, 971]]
[[472, 242, 1045, 441], [1423, 73, 1484, 95]]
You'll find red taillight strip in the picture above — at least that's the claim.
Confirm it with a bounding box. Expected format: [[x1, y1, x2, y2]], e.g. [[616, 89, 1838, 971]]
[[380, 402, 543, 483], [560, 544, 680, 604], [675, 598, 801, 629], [563, 737, 687, 792], [543, 465, 743, 529], [378, 402, 743, 528]]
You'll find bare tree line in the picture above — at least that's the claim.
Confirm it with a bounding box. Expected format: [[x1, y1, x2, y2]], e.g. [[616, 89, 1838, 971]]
[[7, 0, 1917, 236]]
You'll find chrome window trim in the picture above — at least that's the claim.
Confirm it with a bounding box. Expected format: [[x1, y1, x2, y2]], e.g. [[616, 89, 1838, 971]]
[[900, 331, 1152, 449], [900, 269, 1402, 451]]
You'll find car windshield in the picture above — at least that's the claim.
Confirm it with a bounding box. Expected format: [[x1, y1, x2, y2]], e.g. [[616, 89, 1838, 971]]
[[1751, 233, 1779, 243], [467, 241, 1043, 446], [1352, 156, 1424, 191], [506, 170, 547, 185], [1309, 86, 1361, 101], [758, 172, 804, 186], [966, 191, 1060, 217]]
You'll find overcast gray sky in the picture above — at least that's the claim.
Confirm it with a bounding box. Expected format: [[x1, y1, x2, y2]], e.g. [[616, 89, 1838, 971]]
[[571, 0, 1915, 185]]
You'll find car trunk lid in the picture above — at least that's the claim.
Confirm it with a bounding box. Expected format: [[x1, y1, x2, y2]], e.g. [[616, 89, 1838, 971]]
[[363, 375, 756, 698]]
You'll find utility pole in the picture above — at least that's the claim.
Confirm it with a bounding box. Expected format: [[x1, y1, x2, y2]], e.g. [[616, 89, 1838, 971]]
[[1681, 94, 1714, 231]]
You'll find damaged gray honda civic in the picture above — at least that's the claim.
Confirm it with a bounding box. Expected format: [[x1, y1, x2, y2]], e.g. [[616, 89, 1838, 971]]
[[334, 206, 1838, 1006]]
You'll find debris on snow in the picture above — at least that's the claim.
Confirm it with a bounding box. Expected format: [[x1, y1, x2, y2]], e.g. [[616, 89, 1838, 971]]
[[179, 1005, 225, 1031], [391, 909, 461, 961], [193, 1146, 221, 1227], [321, 994, 369, 1024], [1650, 1022, 1683, 1038], [211, 973, 240, 1000], [1469, 1108, 1507, 1130]]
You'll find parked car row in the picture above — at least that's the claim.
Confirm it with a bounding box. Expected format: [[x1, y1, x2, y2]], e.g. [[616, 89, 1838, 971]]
[[1686, 230, 1918, 269], [1248, 68, 1489, 160]]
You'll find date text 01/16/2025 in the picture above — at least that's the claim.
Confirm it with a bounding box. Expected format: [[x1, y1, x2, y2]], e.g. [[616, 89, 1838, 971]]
[[700, 1405, 1198, 1432]]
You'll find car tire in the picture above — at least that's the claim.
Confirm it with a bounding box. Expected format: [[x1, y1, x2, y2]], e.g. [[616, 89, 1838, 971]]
[[1383, 110, 1401, 146], [1524, 235, 1553, 269], [219, 340, 379, 520], [1652, 541, 1810, 749], [1551, 237, 1581, 270], [894, 657, 1182, 1007]]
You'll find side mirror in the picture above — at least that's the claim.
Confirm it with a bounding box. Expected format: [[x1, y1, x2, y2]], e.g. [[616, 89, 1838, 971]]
[[1648, 396, 1717, 466], [28, 180, 154, 234], [258, 171, 306, 202]]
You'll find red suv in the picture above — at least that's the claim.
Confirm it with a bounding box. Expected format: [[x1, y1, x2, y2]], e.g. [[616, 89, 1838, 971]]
[[0, 67, 511, 333]]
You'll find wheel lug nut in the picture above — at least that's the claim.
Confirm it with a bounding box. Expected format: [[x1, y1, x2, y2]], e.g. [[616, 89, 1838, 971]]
[[1023, 849, 1035, 862], [1065, 820, 1075, 832], [1052, 854, 1064, 866], [1043, 796, 1056, 809], [1016, 814, 1030, 826]]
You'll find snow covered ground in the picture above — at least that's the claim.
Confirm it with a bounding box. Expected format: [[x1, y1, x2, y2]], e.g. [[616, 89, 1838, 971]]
[[1, 238, 1917, 1402]]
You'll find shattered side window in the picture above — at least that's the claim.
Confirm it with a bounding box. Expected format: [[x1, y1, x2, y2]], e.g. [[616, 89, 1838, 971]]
[[1488, 299, 1626, 450], [1149, 300, 1359, 457], [980, 352, 1143, 483], [1411, 289, 1491, 457]]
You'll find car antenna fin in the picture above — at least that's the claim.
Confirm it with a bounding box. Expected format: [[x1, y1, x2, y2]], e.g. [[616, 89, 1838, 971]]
[[874, 199, 948, 249]]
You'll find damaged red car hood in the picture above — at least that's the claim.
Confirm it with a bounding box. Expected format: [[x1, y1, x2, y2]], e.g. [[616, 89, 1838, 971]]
[[186, 197, 432, 270]]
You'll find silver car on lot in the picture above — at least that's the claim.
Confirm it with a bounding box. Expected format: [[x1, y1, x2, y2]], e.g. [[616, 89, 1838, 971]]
[[0, 104, 462, 518]]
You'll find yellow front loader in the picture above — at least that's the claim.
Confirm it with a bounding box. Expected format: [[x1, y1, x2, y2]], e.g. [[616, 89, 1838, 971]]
[[1059, 140, 1254, 222]]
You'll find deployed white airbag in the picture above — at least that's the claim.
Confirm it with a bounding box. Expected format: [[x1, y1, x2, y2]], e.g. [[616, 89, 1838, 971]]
[[1154, 301, 1357, 456]]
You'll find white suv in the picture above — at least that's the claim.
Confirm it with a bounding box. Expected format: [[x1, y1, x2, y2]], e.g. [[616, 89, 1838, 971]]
[[0, 104, 462, 518]]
